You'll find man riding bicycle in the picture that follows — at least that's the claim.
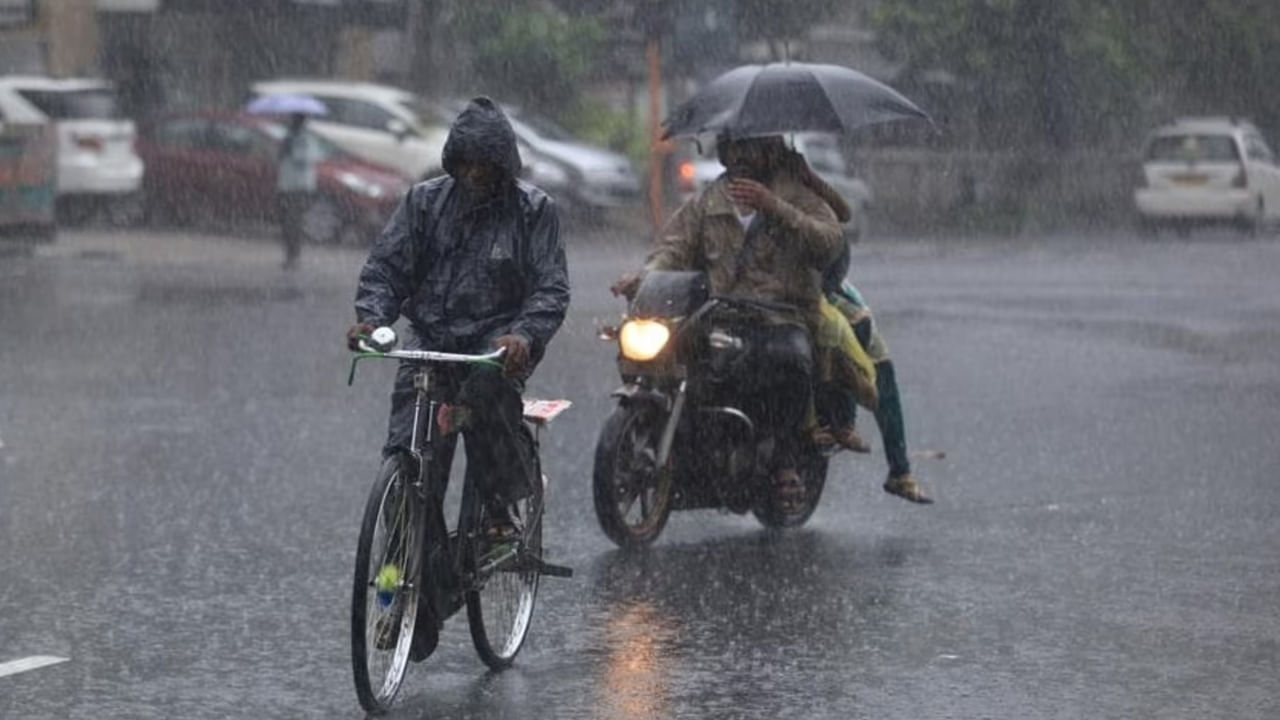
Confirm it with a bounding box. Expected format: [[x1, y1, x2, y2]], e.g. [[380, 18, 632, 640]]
[[347, 96, 570, 539]]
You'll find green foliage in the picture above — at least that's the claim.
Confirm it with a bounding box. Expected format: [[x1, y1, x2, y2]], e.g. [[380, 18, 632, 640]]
[[872, 0, 1280, 149], [451, 3, 606, 115], [561, 98, 649, 164], [733, 0, 845, 45]]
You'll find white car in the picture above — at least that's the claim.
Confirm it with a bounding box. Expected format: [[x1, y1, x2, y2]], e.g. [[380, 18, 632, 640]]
[[0, 76, 144, 211], [250, 79, 451, 181], [504, 111, 641, 210], [676, 133, 873, 241], [1134, 116, 1280, 234]]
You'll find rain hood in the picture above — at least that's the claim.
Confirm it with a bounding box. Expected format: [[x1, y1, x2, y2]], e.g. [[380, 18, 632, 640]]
[[441, 96, 522, 179]]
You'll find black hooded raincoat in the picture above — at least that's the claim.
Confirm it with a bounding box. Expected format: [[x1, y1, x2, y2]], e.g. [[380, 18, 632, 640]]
[[355, 97, 569, 369]]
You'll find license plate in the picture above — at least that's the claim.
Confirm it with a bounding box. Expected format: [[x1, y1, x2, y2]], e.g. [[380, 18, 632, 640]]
[[1170, 173, 1208, 186]]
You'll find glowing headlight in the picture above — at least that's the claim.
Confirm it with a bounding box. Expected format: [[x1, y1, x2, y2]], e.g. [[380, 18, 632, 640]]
[[619, 319, 670, 361]]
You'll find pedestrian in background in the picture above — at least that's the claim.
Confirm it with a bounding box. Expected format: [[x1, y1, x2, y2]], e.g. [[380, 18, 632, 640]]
[[277, 112, 316, 269]]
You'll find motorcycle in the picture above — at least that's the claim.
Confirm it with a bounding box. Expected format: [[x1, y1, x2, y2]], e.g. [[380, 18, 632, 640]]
[[592, 270, 839, 548]]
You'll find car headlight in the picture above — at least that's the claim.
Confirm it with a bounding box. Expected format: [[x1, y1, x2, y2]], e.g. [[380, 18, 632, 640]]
[[527, 159, 570, 187], [338, 171, 385, 199], [619, 319, 670, 361]]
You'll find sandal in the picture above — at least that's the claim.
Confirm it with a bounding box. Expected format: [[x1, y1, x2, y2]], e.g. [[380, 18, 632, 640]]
[[883, 472, 933, 504], [830, 426, 871, 453], [485, 502, 524, 543]]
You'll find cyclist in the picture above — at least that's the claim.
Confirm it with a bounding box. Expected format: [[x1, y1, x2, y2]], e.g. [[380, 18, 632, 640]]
[[346, 96, 570, 539]]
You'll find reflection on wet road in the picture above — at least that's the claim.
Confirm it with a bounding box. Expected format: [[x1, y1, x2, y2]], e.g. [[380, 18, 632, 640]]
[[1, 229, 1278, 719]]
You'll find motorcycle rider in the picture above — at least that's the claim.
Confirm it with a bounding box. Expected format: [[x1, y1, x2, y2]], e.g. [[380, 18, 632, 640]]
[[347, 96, 570, 539], [612, 132, 843, 498]]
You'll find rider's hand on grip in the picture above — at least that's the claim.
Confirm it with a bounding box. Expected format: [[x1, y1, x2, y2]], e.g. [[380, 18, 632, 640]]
[[610, 271, 642, 300], [346, 322, 376, 351], [493, 334, 530, 377]]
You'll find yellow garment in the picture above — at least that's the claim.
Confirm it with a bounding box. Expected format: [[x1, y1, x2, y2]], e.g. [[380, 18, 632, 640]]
[[815, 297, 877, 411]]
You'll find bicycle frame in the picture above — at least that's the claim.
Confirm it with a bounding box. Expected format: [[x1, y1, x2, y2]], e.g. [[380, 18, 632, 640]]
[[351, 345, 507, 623], [348, 342, 569, 621]]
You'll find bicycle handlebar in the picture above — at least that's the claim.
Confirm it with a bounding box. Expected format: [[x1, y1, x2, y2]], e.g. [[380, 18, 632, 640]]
[[348, 341, 505, 385], [354, 340, 506, 363]]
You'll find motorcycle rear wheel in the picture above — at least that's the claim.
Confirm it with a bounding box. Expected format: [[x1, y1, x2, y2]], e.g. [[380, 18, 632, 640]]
[[753, 453, 828, 529], [592, 403, 673, 548]]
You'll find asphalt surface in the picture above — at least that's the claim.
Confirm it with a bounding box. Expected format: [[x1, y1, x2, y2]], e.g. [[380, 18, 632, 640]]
[[1, 226, 1278, 719]]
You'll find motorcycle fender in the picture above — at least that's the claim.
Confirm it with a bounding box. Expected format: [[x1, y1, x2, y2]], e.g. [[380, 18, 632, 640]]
[[609, 384, 668, 411]]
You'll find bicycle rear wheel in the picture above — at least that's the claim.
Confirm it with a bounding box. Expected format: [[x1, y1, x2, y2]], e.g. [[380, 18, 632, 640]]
[[466, 472, 543, 669], [352, 455, 422, 713]]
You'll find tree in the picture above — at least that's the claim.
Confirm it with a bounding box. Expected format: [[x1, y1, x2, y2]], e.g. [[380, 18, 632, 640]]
[[872, 0, 1280, 150], [444, 1, 606, 116]]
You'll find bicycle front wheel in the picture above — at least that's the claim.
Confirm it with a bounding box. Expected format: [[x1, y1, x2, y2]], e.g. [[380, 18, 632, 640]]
[[351, 455, 422, 713], [466, 473, 543, 669]]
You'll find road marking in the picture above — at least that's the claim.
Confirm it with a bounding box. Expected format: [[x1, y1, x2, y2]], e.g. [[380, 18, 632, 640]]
[[0, 656, 69, 678]]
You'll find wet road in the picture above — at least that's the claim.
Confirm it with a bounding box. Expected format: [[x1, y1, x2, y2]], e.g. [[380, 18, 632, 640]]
[[2, 228, 1279, 719]]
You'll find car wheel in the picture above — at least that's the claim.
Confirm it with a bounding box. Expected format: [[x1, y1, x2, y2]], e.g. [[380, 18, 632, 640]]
[[105, 192, 145, 228], [1135, 215, 1158, 238], [1244, 197, 1266, 237]]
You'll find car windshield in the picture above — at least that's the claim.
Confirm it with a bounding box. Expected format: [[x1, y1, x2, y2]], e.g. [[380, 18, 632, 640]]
[[511, 113, 574, 142], [17, 88, 122, 119], [395, 97, 449, 128], [1147, 134, 1240, 162], [260, 122, 343, 160]]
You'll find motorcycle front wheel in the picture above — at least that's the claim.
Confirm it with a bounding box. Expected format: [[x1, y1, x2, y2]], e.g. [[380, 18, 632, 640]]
[[592, 403, 673, 548], [753, 452, 828, 529]]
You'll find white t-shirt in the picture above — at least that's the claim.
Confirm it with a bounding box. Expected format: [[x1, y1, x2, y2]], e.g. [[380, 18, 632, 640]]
[[735, 210, 756, 230]]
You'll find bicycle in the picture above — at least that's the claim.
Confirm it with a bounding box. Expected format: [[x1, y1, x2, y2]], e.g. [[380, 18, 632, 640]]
[[347, 328, 572, 714]]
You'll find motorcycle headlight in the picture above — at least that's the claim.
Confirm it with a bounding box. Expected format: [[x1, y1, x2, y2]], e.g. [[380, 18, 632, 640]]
[[618, 319, 670, 361]]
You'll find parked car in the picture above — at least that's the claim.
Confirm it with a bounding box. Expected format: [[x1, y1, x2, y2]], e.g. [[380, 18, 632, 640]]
[[249, 79, 450, 181], [504, 109, 642, 210], [0, 75, 143, 222], [435, 98, 641, 211], [1134, 116, 1280, 235], [0, 112, 57, 246], [674, 132, 873, 241], [137, 112, 409, 245]]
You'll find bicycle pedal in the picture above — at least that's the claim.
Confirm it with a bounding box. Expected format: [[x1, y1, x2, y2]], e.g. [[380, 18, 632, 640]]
[[535, 559, 573, 578]]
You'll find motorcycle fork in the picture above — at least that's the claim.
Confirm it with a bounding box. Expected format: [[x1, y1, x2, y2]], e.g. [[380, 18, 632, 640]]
[[656, 380, 687, 469]]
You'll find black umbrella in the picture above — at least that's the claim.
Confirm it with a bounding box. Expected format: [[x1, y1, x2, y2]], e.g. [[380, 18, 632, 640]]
[[661, 62, 932, 140]]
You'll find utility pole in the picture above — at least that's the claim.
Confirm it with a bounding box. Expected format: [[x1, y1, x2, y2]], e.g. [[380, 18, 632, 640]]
[[640, 0, 672, 236], [647, 31, 664, 234]]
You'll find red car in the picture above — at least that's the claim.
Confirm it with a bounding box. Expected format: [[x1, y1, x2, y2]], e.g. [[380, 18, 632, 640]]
[[138, 112, 409, 245]]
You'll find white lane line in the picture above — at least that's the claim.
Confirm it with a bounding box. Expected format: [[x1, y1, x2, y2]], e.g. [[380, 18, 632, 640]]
[[0, 656, 69, 678]]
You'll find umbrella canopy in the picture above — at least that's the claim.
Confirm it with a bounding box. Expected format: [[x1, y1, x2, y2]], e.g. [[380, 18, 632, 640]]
[[661, 62, 931, 140], [245, 93, 329, 117]]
